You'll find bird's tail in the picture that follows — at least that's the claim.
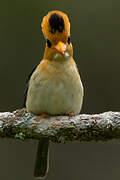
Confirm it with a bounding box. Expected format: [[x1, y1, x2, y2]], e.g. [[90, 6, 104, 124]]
[[34, 138, 49, 179]]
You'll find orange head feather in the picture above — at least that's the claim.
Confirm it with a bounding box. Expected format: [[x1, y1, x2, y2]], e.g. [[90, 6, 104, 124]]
[[41, 10, 70, 45]]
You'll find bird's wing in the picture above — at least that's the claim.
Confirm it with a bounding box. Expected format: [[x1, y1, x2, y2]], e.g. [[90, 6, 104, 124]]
[[23, 64, 38, 107]]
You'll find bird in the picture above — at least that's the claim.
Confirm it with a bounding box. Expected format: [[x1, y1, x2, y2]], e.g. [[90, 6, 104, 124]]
[[25, 10, 84, 179]]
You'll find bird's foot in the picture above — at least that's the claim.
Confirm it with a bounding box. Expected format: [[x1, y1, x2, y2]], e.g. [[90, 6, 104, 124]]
[[33, 113, 49, 126], [68, 112, 75, 117]]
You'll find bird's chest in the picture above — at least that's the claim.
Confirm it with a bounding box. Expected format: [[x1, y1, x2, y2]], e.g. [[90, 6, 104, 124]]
[[26, 59, 83, 115], [32, 60, 79, 98]]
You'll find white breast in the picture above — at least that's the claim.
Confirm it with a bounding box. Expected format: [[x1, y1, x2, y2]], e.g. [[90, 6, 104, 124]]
[[26, 58, 83, 115]]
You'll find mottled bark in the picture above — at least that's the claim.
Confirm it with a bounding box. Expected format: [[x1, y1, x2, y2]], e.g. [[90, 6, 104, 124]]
[[0, 109, 120, 142]]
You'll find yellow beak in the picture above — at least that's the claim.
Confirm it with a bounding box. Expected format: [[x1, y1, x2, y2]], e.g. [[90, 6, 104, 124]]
[[54, 41, 67, 55]]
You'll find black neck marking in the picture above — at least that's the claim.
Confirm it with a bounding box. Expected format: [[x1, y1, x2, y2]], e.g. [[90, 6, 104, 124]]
[[49, 13, 64, 34]]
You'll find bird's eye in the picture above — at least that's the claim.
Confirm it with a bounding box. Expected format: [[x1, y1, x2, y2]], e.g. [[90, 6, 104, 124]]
[[67, 36, 71, 44], [47, 39, 52, 48]]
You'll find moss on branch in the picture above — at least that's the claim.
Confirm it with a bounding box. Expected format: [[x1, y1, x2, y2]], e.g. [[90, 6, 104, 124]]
[[0, 109, 120, 143]]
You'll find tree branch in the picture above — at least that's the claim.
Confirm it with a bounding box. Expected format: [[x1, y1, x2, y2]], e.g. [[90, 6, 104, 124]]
[[0, 108, 120, 142]]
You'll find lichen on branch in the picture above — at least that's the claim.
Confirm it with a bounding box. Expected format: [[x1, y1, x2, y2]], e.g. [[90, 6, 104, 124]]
[[0, 109, 120, 143]]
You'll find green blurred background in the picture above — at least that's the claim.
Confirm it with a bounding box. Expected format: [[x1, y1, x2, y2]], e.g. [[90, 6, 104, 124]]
[[0, 0, 120, 179]]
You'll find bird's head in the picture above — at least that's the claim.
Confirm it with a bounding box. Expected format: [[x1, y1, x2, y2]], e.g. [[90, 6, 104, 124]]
[[41, 10, 73, 60]]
